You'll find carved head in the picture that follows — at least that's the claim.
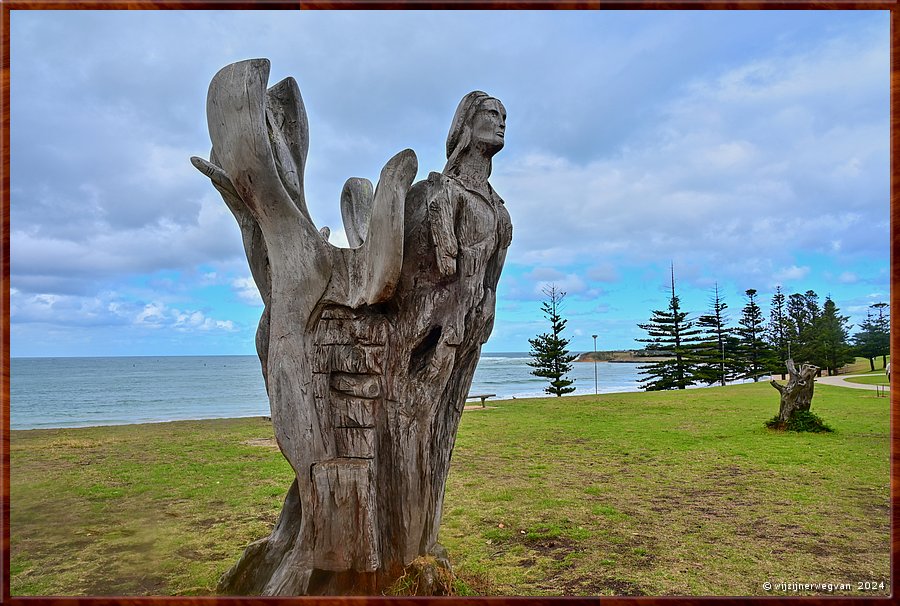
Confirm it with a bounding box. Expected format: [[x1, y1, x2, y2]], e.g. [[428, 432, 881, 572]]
[[445, 91, 506, 173]]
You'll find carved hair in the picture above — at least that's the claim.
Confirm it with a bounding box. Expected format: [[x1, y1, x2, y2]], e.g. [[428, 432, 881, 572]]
[[443, 91, 493, 176]]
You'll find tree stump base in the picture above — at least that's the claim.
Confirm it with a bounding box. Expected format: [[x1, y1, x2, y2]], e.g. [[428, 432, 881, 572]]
[[767, 359, 831, 432], [386, 546, 455, 596]]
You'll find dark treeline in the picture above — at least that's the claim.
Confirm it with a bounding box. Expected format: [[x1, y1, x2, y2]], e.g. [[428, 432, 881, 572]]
[[636, 267, 889, 391]]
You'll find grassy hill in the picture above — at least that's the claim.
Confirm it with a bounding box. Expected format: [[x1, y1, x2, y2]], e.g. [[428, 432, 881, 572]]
[[10, 382, 889, 596], [839, 355, 890, 375]]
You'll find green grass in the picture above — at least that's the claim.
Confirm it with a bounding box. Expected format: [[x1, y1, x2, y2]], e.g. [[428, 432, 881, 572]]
[[11, 383, 890, 596], [844, 374, 890, 386], [10, 418, 294, 596], [839, 356, 890, 375], [441, 383, 889, 596]]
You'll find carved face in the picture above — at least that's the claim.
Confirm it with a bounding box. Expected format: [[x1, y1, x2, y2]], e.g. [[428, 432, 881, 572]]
[[470, 99, 506, 154]]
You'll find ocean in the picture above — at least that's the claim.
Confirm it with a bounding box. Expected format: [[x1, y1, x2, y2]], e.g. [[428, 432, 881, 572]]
[[9, 353, 644, 430]]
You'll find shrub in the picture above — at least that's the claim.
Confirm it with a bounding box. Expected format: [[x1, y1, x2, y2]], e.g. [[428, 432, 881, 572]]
[[765, 411, 833, 433]]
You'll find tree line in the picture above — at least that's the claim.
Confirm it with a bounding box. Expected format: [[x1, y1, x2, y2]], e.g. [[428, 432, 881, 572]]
[[636, 266, 889, 391]]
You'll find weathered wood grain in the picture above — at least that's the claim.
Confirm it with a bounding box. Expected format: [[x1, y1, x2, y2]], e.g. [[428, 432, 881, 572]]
[[770, 359, 819, 423], [192, 59, 510, 595]]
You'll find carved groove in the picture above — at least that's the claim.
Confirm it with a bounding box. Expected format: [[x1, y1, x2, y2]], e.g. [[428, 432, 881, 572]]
[[409, 325, 442, 375]]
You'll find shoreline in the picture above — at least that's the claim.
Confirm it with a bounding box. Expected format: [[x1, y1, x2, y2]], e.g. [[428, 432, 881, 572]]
[[9, 380, 752, 433], [12, 389, 636, 432]]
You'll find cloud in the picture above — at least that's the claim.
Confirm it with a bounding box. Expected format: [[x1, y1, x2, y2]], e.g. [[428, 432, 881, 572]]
[[587, 263, 620, 283], [7, 11, 888, 354], [232, 276, 264, 306], [10, 288, 133, 328], [773, 265, 811, 283], [13, 11, 886, 301], [11, 286, 238, 335], [171, 309, 236, 332], [491, 22, 887, 288], [135, 302, 166, 326], [526, 267, 566, 282], [133, 301, 237, 332], [533, 274, 587, 298], [11, 194, 243, 294]]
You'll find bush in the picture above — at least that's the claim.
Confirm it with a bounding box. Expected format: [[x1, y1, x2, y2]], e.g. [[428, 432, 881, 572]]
[[765, 411, 833, 433]]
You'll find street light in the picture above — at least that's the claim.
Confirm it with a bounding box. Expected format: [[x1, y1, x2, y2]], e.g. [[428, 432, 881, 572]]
[[592, 334, 599, 395]]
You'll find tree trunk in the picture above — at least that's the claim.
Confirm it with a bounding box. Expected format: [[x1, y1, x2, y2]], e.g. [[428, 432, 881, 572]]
[[770, 359, 819, 424], [192, 60, 511, 596]]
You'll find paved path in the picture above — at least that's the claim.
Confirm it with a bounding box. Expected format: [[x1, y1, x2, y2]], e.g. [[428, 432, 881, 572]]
[[814, 374, 888, 391]]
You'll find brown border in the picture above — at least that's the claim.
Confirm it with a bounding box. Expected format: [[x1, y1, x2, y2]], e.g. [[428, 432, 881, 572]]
[[891, 2, 898, 605], [0, 1, 898, 9], [1, 1, 896, 604], [2, 4, 9, 606]]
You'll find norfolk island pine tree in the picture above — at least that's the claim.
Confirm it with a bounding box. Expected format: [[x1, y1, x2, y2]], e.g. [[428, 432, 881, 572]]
[[735, 289, 773, 382], [815, 297, 855, 375], [768, 286, 791, 379], [636, 264, 702, 390], [528, 284, 577, 397], [694, 283, 739, 387], [853, 303, 889, 372]]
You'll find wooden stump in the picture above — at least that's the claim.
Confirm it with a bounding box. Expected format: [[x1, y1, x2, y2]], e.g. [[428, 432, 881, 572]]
[[192, 60, 511, 595], [770, 359, 819, 425]]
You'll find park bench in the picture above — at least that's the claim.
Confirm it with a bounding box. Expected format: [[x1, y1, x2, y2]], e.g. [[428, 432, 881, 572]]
[[466, 393, 496, 408]]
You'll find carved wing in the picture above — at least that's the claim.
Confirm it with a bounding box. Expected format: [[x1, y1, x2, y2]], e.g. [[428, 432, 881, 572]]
[[340, 178, 375, 248], [203, 59, 319, 245], [337, 150, 417, 307], [266, 76, 312, 221]]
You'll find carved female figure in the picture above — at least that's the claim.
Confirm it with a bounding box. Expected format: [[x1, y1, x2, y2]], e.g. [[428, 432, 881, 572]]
[[381, 92, 512, 574]]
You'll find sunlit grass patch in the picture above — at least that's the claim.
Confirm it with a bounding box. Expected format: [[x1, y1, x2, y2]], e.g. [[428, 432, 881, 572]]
[[10, 382, 890, 596]]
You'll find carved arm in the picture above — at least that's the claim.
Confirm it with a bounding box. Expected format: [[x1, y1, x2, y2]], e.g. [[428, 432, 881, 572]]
[[428, 177, 459, 276]]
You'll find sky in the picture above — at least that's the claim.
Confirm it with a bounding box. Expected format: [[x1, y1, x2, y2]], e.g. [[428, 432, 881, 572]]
[[8, 10, 890, 357]]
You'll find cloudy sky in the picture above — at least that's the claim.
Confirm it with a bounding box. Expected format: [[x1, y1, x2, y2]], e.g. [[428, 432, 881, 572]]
[[9, 10, 889, 357]]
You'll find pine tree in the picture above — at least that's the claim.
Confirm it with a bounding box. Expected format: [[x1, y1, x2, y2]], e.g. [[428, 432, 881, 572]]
[[528, 285, 577, 397], [851, 303, 887, 372], [786, 292, 806, 358], [814, 297, 855, 375], [635, 264, 703, 390], [853, 309, 881, 372], [787, 290, 822, 366], [735, 288, 770, 382], [767, 286, 790, 378], [871, 302, 890, 369], [694, 283, 737, 386]]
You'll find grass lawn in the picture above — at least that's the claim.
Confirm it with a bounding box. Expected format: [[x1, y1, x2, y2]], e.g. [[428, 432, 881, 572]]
[[10, 382, 890, 596], [839, 356, 890, 375], [844, 375, 890, 386]]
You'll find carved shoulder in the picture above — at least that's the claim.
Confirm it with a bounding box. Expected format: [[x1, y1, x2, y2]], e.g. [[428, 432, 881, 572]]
[[426, 172, 459, 276]]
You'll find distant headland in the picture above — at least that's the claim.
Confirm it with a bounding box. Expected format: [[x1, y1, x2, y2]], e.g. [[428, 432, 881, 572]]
[[575, 349, 673, 363]]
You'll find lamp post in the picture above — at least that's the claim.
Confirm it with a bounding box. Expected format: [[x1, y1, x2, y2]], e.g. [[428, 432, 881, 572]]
[[592, 334, 598, 395]]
